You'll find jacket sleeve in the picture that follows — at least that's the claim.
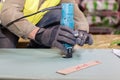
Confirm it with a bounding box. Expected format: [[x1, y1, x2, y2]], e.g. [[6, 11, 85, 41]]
[[61, 0, 89, 32], [0, 0, 37, 38]]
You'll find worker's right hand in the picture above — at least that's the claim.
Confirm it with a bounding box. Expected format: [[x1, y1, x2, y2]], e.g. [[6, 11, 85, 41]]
[[74, 30, 93, 46], [35, 25, 76, 53]]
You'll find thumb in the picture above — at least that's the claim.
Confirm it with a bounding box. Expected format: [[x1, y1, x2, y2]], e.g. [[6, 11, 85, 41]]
[[52, 41, 68, 54], [86, 34, 93, 45]]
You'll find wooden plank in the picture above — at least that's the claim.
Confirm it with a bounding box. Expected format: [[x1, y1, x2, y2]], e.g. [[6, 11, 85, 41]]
[[56, 61, 101, 75]]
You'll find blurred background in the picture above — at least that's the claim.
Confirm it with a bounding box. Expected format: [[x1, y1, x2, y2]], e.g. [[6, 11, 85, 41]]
[[74, 0, 120, 48], [75, 0, 120, 34]]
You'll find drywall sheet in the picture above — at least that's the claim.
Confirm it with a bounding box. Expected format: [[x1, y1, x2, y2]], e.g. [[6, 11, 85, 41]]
[[0, 49, 120, 80]]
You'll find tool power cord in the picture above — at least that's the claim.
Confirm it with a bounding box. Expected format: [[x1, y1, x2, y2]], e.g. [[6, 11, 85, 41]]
[[5, 6, 61, 27]]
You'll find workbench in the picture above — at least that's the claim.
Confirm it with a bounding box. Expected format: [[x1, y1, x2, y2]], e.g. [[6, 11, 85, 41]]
[[0, 49, 120, 80]]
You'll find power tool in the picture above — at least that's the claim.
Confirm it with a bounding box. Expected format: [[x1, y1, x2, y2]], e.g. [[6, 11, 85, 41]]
[[5, 3, 75, 58], [60, 3, 74, 58]]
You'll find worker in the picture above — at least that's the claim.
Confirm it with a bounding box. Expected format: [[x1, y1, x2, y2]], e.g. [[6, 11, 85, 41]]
[[0, 0, 93, 54]]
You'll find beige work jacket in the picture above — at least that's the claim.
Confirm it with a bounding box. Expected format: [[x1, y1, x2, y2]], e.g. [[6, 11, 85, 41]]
[[0, 0, 89, 38]]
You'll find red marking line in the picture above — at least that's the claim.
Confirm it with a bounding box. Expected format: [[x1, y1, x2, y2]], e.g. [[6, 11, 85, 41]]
[[56, 61, 101, 75]]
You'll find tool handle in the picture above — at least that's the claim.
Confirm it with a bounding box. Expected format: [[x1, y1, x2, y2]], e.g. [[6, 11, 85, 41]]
[[61, 3, 74, 58]]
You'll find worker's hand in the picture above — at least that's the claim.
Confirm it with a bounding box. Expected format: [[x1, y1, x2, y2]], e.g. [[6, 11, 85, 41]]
[[74, 30, 93, 46], [35, 25, 76, 53]]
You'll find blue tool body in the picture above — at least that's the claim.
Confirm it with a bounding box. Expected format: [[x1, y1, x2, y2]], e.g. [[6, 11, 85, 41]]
[[61, 3, 74, 58]]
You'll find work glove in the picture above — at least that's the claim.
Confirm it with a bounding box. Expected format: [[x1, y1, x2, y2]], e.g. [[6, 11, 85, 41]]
[[74, 30, 93, 46], [35, 25, 76, 53]]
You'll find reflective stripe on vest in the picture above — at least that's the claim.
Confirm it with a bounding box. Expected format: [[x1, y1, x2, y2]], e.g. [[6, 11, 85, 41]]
[[23, 0, 60, 25]]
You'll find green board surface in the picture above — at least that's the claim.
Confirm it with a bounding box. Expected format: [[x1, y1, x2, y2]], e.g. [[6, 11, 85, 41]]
[[0, 49, 120, 80]]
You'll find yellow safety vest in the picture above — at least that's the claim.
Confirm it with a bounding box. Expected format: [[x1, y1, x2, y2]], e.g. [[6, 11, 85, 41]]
[[23, 0, 60, 25]]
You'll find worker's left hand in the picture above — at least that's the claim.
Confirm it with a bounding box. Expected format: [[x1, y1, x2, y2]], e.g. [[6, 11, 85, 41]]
[[74, 30, 93, 46], [35, 25, 76, 54]]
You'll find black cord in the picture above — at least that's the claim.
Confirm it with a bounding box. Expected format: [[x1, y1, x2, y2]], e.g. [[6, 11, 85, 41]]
[[6, 6, 61, 27]]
